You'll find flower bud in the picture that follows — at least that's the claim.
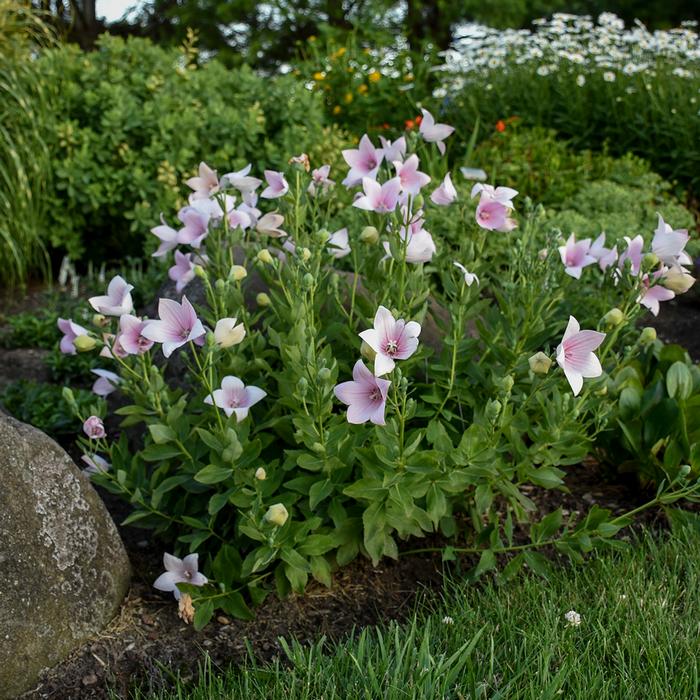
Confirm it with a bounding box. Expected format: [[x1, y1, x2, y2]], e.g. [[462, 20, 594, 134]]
[[256, 292, 271, 307], [255, 467, 267, 480], [485, 399, 502, 422], [413, 194, 424, 210], [215, 279, 225, 294], [264, 503, 289, 527], [496, 375, 514, 393], [680, 464, 691, 477], [318, 367, 332, 382], [297, 376, 309, 396], [92, 313, 107, 327], [300, 247, 312, 262], [194, 264, 206, 278], [74, 335, 97, 352], [602, 308, 625, 329], [640, 327, 657, 344], [643, 253, 659, 270], [662, 268, 695, 295], [538, 248, 548, 260], [229, 265, 247, 282], [83, 415, 106, 439], [528, 351, 552, 374], [315, 229, 331, 244], [361, 340, 376, 361], [312, 442, 324, 453], [360, 226, 379, 244], [257, 249, 274, 265], [214, 317, 246, 348], [303, 272, 314, 289], [595, 385, 608, 396]]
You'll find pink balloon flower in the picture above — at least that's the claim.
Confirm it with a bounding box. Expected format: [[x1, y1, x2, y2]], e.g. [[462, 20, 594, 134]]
[[83, 415, 106, 439], [359, 305, 421, 376], [142, 296, 206, 358], [342, 134, 384, 187], [153, 553, 208, 600], [57, 318, 89, 355], [638, 271, 675, 316], [168, 250, 196, 293], [379, 135, 406, 164], [334, 360, 391, 425], [176, 206, 210, 248], [471, 183, 518, 232], [618, 235, 645, 276], [261, 170, 289, 199], [652, 214, 691, 268], [430, 173, 457, 206], [555, 316, 606, 396], [118, 314, 154, 355], [558, 234, 596, 279], [393, 155, 430, 196], [88, 275, 134, 317], [418, 109, 455, 156], [186, 162, 220, 200], [353, 177, 402, 214], [203, 375, 266, 422], [91, 369, 121, 397]]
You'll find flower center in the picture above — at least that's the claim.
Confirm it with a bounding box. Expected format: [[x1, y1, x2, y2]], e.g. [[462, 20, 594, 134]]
[[369, 388, 381, 401], [385, 339, 398, 355]]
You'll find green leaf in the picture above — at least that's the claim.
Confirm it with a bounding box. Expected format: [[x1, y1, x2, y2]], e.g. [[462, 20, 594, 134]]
[[309, 479, 334, 509], [219, 591, 253, 620], [667, 361, 693, 401], [148, 423, 176, 444], [193, 599, 215, 631], [309, 555, 332, 587], [196, 427, 224, 452], [523, 551, 551, 578], [194, 464, 232, 485], [471, 549, 496, 580]]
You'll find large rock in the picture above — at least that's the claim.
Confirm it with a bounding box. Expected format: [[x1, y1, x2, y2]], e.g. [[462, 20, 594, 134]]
[[0, 413, 130, 699]]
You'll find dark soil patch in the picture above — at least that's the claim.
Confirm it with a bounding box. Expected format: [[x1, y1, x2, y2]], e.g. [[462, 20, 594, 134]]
[[645, 282, 700, 362], [0, 347, 50, 392]]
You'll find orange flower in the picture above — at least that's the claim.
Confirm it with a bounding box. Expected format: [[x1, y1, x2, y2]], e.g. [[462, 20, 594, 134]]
[[405, 119, 415, 130], [415, 114, 423, 126], [495, 120, 506, 132]]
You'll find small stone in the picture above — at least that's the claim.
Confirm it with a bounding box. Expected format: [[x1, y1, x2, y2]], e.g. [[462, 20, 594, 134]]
[[217, 616, 231, 625], [81, 673, 98, 686]]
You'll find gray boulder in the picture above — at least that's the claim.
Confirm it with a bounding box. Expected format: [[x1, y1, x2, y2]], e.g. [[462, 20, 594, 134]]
[[0, 413, 130, 699]]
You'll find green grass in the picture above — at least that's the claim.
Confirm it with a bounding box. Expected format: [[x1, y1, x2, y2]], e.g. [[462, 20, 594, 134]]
[[131, 526, 700, 699]]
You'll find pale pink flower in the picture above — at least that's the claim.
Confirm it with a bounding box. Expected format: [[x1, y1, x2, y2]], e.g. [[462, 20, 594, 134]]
[[83, 415, 106, 439], [261, 170, 289, 199], [222, 164, 262, 194], [91, 369, 121, 397], [342, 134, 384, 187], [99, 332, 128, 359], [327, 228, 351, 258], [383, 229, 436, 264], [168, 250, 196, 293], [256, 212, 287, 238], [460, 166, 487, 181], [419, 109, 455, 156], [142, 296, 206, 358], [186, 162, 219, 200], [430, 173, 457, 206], [638, 271, 675, 316], [334, 359, 391, 425], [353, 177, 402, 214], [652, 214, 691, 268], [590, 233, 618, 271], [204, 376, 266, 422], [393, 155, 430, 195], [307, 164, 335, 196], [57, 318, 89, 355], [555, 316, 606, 396], [227, 208, 252, 231], [118, 314, 154, 355], [471, 184, 518, 232], [81, 454, 110, 475], [453, 261, 479, 286], [151, 214, 179, 257], [289, 153, 310, 171], [89, 275, 134, 316], [176, 206, 209, 248], [379, 135, 406, 164], [359, 305, 421, 376], [153, 553, 208, 600], [558, 234, 596, 279], [618, 235, 644, 275]]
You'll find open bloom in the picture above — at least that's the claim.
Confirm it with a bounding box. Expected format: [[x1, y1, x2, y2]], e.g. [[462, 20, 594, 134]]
[[638, 271, 675, 316], [57, 318, 89, 354], [471, 184, 518, 232], [393, 155, 430, 195], [261, 170, 289, 199], [308, 164, 335, 196], [81, 454, 110, 475], [354, 177, 402, 214], [383, 228, 436, 264], [558, 234, 596, 279], [214, 317, 246, 348], [555, 316, 606, 396], [453, 261, 479, 286], [589, 233, 618, 271], [91, 369, 121, 396], [256, 212, 287, 238], [204, 376, 266, 422], [142, 296, 206, 358], [176, 206, 209, 248], [327, 228, 351, 258], [652, 214, 691, 268], [83, 415, 106, 439], [379, 135, 406, 164], [334, 359, 391, 425], [221, 164, 262, 194], [89, 275, 134, 316], [186, 162, 219, 200], [618, 235, 644, 275], [431, 173, 457, 206], [419, 108, 455, 155], [168, 250, 196, 293], [359, 305, 421, 376], [151, 215, 179, 257], [342, 134, 384, 187], [118, 314, 154, 355], [153, 553, 207, 600]]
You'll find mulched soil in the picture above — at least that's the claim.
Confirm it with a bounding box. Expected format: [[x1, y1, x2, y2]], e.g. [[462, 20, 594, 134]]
[[0, 282, 696, 700]]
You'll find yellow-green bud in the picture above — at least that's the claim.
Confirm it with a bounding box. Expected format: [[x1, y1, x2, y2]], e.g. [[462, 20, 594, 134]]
[[312, 442, 324, 453], [318, 367, 332, 382], [92, 313, 107, 327], [680, 464, 691, 477], [74, 335, 97, 352], [255, 467, 267, 480], [215, 278, 225, 294], [602, 308, 625, 329], [229, 265, 247, 282], [257, 249, 274, 265], [303, 272, 314, 289], [643, 252, 659, 270], [640, 327, 657, 344], [264, 503, 289, 527], [497, 375, 514, 393], [485, 399, 502, 422], [360, 226, 379, 244], [214, 318, 246, 348], [297, 377, 309, 395], [300, 247, 312, 262], [413, 194, 424, 210], [361, 340, 376, 361], [194, 264, 206, 278], [528, 351, 552, 374], [256, 292, 271, 307], [315, 229, 330, 244], [662, 268, 695, 295], [595, 385, 608, 396]]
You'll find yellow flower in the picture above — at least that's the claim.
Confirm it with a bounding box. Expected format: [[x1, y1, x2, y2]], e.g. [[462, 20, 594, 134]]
[[344, 92, 354, 104], [331, 47, 347, 59], [332, 105, 342, 115], [357, 83, 368, 95], [368, 70, 381, 83], [313, 71, 325, 81], [308, 35, 316, 42], [404, 73, 414, 82]]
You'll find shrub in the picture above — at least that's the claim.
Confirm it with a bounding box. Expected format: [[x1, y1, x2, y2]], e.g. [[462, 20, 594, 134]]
[[60, 121, 699, 627], [38, 34, 345, 264]]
